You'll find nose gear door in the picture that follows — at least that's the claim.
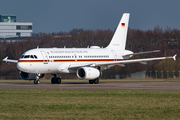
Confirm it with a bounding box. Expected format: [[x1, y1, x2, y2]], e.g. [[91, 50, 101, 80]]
[[41, 51, 48, 64]]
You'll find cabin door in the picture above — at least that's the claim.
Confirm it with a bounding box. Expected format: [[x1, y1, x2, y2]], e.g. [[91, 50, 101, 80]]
[[41, 51, 48, 64]]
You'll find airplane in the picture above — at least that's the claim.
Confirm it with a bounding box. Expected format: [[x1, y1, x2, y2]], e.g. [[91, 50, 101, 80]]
[[3, 13, 176, 84]]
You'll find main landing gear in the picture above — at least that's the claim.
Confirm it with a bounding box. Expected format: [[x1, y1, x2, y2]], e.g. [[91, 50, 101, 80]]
[[89, 78, 99, 84], [89, 67, 101, 84], [51, 74, 61, 84]]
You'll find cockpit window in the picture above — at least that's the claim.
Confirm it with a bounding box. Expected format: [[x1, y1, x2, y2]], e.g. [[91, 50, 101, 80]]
[[34, 55, 37, 59], [20, 55, 24, 58], [21, 55, 38, 59], [24, 55, 30, 58], [30, 55, 34, 58]]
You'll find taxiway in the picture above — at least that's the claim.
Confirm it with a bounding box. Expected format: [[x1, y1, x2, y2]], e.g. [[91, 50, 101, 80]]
[[0, 82, 180, 91]]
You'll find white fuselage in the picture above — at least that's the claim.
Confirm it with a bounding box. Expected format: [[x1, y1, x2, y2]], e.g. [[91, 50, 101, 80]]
[[17, 47, 133, 74]]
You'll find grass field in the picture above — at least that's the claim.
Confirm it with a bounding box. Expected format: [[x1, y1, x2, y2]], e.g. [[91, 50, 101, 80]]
[[0, 89, 180, 120]]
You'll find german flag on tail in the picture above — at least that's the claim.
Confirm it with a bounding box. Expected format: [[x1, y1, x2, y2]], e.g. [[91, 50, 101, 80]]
[[121, 23, 125, 27]]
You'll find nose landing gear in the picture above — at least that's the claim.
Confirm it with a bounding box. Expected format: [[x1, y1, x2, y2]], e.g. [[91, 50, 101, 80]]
[[34, 74, 40, 84], [34, 73, 44, 84]]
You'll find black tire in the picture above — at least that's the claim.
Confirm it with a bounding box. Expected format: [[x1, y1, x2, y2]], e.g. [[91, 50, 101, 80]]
[[89, 80, 94, 84], [56, 77, 61, 84], [34, 80, 36, 84], [51, 77, 56, 84], [94, 78, 99, 84], [34, 80, 39, 84]]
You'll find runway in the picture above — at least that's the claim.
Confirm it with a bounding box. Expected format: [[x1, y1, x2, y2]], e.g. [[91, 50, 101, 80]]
[[1, 82, 180, 91]]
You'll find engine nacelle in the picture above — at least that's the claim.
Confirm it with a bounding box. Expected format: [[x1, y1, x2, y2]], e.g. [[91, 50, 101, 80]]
[[76, 67, 100, 80], [19, 71, 44, 80]]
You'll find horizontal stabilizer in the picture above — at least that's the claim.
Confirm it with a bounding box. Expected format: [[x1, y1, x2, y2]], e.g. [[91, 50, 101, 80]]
[[123, 50, 160, 57]]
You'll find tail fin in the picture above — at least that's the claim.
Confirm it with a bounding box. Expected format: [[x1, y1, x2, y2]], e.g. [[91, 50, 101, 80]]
[[106, 13, 130, 50]]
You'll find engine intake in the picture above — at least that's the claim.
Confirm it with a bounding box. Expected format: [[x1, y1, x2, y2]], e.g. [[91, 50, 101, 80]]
[[76, 67, 100, 80]]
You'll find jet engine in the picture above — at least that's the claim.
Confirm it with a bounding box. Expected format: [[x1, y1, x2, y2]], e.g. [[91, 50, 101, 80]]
[[76, 67, 100, 80], [19, 71, 44, 80]]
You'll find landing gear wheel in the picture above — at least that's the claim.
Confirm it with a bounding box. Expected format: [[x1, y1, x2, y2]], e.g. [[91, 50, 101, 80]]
[[51, 77, 56, 84], [94, 78, 99, 84], [56, 77, 61, 84], [89, 80, 94, 84], [51, 74, 62, 84], [34, 76, 40, 84], [34, 80, 39, 84]]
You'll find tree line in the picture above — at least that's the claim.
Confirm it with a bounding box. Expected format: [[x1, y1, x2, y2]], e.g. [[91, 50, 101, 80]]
[[0, 26, 179, 78]]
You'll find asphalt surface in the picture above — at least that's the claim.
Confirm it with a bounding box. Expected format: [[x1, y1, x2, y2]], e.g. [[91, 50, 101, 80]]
[[1, 82, 180, 91]]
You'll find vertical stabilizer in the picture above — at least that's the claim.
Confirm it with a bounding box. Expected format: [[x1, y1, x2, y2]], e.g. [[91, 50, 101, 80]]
[[106, 13, 130, 50]]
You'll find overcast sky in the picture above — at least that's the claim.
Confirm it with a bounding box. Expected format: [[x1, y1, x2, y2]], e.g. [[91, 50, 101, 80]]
[[0, 0, 180, 33]]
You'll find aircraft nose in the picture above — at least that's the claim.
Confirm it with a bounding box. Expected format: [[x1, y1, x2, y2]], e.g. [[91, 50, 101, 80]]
[[17, 62, 26, 71]]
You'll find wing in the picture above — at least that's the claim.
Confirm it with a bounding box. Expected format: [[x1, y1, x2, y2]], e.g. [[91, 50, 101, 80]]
[[95, 54, 176, 67], [3, 57, 18, 63], [69, 54, 176, 69]]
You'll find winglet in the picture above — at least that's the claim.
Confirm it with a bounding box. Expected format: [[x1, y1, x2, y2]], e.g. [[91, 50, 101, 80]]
[[3, 56, 8, 63], [4, 56, 8, 60], [173, 54, 177, 61], [3, 57, 18, 63]]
